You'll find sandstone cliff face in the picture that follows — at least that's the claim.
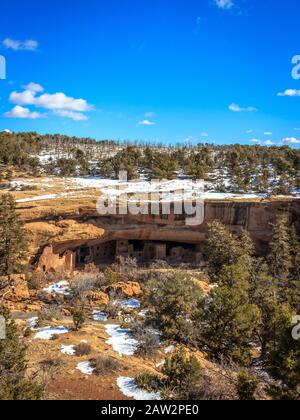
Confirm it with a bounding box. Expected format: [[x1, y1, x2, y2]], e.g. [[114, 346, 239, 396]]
[[23, 198, 300, 273]]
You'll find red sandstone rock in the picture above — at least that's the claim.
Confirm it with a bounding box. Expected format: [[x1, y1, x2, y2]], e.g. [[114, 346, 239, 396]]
[[1, 274, 30, 302], [86, 290, 109, 307], [105, 281, 142, 298]]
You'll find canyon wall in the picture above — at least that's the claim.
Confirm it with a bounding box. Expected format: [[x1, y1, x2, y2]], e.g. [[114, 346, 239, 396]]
[[32, 198, 300, 273]]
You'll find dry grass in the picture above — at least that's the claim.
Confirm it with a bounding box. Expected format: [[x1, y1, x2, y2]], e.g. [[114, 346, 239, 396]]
[[90, 356, 120, 375], [74, 342, 92, 356]]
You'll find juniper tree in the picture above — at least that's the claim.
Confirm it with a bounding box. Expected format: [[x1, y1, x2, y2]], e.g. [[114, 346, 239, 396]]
[[237, 229, 255, 271], [0, 194, 27, 278], [197, 263, 261, 365], [287, 225, 300, 311], [162, 348, 204, 400], [267, 216, 291, 285], [0, 308, 42, 400], [267, 314, 300, 400], [276, 174, 293, 196], [248, 263, 280, 358], [205, 222, 254, 282], [144, 273, 203, 345]]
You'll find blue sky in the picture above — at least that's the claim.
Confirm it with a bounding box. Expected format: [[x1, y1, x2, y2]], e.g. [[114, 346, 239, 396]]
[[0, 0, 300, 147]]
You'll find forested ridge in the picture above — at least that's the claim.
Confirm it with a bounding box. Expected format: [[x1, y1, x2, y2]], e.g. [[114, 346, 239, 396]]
[[1, 131, 300, 195]]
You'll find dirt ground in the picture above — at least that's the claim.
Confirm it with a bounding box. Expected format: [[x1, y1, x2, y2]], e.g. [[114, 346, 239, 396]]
[[22, 317, 165, 401]]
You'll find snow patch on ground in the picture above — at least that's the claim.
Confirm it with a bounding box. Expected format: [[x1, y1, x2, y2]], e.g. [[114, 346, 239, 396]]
[[61, 345, 76, 355], [68, 177, 266, 201], [17, 194, 65, 203], [117, 377, 161, 401], [42, 281, 71, 296], [164, 345, 176, 354], [155, 360, 165, 368], [120, 298, 141, 309], [16, 192, 93, 203], [76, 361, 94, 376], [27, 317, 39, 329], [202, 192, 261, 200], [105, 324, 138, 356], [33, 326, 69, 340], [138, 309, 149, 318], [92, 310, 108, 322]]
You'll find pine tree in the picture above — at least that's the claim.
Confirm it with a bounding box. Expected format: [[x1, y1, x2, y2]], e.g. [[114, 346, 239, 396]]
[[267, 216, 291, 285], [197, 263, 261, 365], [144, 273, 203, 345], [267, 315, 300, 400], [205, 222, 254, 282], [288, 225, 300, 311], [290, 225, 300, 262], [276, 174, 293, 195], [237, 229, 255, 271], [0, 194, 27, 278], [249, 257, 298, 363], [0, 309, 42, 400]]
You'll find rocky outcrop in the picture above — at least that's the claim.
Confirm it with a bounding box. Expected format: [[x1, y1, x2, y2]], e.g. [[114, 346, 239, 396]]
[[0, 274, 43, 312], [86, 290, 109, 307], [105, 281, 142, 298], [1, 274, 30, 302]]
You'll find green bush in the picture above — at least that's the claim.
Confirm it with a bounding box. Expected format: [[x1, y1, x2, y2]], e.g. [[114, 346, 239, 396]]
[[135, 372, 161, 393], [71, 305, 86, 331], [237, 371, 258, 400]]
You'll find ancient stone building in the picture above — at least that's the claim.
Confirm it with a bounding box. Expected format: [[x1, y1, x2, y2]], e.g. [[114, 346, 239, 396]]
[[34, 198, 300, 273]]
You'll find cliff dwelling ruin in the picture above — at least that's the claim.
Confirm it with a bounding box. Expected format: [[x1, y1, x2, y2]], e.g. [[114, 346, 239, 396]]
[[33, 198, 300, 275], [74, 239, 203, 266]]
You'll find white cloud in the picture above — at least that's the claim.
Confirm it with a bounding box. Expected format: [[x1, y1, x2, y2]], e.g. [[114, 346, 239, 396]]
[[250, 139, 261, 144], [3, 38, 38, 51], [264, 132, 273, 136], [144, 112, 155, 117], [229, 103, 243, 112], [53, 110, 88, 121], [214, 0, 234, 10], [10, 89, 92, 112], [246, 129, 254, 134], [277, 89, 300, 97], [4, 105, 44, 119], [36, 93, 92, 111], [264, 140, 275, 146], [282, 137, 300, 145], [23, 82, 44, 93], [229, 103, 257, 112], [7, 83, 93, 121], [138, 119, 156, 126], [201, 132, 209, 137], [2, 129, 11, 133], [10, 90, 36, 105]]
